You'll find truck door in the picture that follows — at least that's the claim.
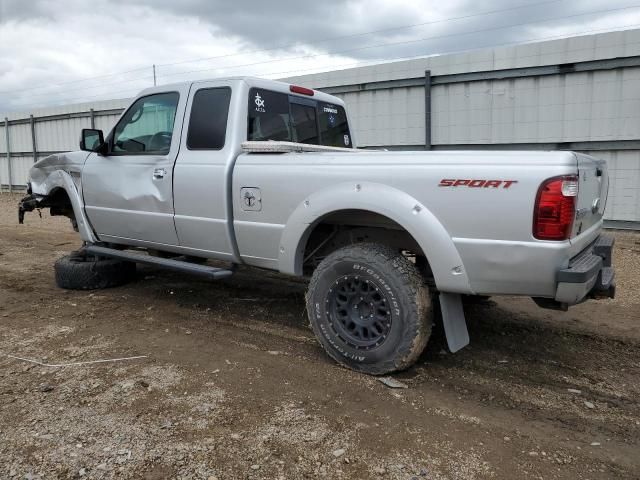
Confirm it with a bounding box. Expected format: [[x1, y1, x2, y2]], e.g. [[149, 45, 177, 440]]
[[172, 81, 237, 261], [82, 89, 188, 246]]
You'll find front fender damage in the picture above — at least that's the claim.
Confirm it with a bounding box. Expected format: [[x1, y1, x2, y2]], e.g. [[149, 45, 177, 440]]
[[18, 189, 78, 230], [17, 151, 95, 242]]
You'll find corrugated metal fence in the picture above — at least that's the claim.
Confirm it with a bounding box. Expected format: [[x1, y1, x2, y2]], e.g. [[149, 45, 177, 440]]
[[2, 29, 639, 227], [0, 100, 128, 190]]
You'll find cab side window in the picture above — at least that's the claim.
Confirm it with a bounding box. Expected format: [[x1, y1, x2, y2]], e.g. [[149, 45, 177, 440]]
[[187, 87, 232, 150], [112, 92, 179, 154]]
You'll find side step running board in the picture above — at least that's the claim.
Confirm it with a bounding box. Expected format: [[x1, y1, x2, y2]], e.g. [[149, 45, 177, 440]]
[[84, 245, 235, 280]]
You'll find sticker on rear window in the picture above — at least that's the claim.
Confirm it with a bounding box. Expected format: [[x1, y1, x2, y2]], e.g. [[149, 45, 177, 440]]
[[254, 93, 265, 113], [343, 135, 350, 146]]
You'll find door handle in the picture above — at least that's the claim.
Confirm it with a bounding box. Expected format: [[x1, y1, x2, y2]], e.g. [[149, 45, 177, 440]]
[[153, 168, 166, 179]]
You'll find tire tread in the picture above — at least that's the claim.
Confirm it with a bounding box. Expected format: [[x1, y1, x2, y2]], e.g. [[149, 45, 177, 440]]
[[54, 251, 136, 290], [307, 243, 431, 375]]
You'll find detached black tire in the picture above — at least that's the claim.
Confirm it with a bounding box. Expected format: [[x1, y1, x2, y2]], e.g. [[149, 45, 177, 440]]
[[54, 251, 136, 290], [306, 243, 432, 375]]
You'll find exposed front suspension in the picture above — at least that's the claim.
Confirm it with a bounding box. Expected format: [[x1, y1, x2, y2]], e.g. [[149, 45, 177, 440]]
[[18, 193, 39, 224]]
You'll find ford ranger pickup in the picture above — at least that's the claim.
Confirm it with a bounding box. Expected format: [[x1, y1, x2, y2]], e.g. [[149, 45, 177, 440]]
[[18, 76, 615, 374]]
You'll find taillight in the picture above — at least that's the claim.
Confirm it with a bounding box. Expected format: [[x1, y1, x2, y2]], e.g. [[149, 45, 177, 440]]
[[289, 85, 314, 96], [533, 175, 578, 240]]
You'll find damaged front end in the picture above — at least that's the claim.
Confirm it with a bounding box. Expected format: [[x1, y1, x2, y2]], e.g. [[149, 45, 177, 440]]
[[18, 186, 39, 224], [17, 151, 91, 230], [18, 187, 79, 229]]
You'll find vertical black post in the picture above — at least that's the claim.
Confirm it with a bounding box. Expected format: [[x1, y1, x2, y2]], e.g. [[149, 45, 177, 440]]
[[90, 108, 95, 129], [30, 114, 37, 163], [425, 70, 432, 150], [4, 117, 11, 192]]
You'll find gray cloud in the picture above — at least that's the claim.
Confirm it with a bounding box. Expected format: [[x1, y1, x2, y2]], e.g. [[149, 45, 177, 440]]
[[109, 0, 638, 60], [0, 0, 639, 112]]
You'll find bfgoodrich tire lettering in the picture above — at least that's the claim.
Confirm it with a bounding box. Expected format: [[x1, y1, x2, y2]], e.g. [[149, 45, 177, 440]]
[[54, 251, 136, 290], [306, 243, 432, 375]]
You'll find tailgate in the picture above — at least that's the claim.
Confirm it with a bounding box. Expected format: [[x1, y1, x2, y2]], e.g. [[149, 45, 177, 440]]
[[573, 152, 609, 236]]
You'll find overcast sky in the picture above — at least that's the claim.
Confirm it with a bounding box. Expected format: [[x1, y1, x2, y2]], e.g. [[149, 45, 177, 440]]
[[1, 0, 639, 112]]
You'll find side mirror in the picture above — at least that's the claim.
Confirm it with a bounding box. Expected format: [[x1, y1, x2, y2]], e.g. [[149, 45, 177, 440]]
[[79, 128, 105, 152]]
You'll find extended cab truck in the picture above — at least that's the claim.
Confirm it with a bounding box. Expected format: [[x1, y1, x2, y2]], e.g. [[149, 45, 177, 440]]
[[18, 77, 615, 375]]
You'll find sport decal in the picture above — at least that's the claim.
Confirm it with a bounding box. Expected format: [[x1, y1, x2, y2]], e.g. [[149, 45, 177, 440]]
[[438, 179, 518, 188]]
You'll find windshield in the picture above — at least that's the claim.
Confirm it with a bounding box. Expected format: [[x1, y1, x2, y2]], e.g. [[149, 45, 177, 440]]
[[247, 88, 352, 148]]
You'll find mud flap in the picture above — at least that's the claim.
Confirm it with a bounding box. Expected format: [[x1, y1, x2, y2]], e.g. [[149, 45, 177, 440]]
[[439, 292, 469, 352]]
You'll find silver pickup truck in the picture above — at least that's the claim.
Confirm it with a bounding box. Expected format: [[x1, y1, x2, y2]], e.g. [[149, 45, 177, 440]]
[[18, 76, 615, 374]]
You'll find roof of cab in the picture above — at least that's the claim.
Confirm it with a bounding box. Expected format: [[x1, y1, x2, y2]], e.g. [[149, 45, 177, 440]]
[[136, 76, 345, 106]]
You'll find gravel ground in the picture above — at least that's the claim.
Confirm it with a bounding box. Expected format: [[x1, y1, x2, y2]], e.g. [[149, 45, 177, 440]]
[[0, 192, 639, 479]]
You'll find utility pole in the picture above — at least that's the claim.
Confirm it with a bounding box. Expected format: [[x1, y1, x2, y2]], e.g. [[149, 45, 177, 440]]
[[153, 64, 157, 86]]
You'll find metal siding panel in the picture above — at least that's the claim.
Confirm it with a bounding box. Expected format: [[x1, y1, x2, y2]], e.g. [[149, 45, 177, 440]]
[[0, 124, 5, 154], [581, 150, 640, 222], [431, 85, 449, 144], [35, 116, 92, 152], [10, 123, 32, 152], [490, 80, 513, 144], [94, 113, 121, 134], [448, 83, 470, 144], [0, 157, 8, 186], [10, 155, 32, 186], [430, 68, 640, 146]]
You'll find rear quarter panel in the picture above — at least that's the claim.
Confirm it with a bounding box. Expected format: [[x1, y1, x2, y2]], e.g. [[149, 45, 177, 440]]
[[233, 150, 588, 296]]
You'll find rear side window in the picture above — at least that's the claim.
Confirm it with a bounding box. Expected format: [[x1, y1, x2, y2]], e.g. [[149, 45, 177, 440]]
[[187, 87, 232, 150], [247, 88, 352, 148], [318, 102, 351, 147]]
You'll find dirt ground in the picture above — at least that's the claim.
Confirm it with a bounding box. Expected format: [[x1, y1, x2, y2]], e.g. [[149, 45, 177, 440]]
[[0, 192, 639, 480]]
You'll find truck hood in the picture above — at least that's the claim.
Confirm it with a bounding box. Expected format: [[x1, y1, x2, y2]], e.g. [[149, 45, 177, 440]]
[[29, 150, 91, 186]]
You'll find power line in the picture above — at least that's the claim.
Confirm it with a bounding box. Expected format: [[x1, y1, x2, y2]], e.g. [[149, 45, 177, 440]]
[[0, 0, 562, 98], [255, 23, 640, 80], [10, 22, 640, 111], [5, 1, 636, 105], [155, 0, 564, 72], [10, 84, 151, 110], [157, 3, 640, 81], [7, 75, 155, 102], [5, 1, 640, 110], [0, 65, 151, 96]]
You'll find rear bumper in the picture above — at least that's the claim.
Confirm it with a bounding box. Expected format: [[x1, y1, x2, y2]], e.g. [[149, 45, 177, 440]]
[[554, 234, 615, 305]]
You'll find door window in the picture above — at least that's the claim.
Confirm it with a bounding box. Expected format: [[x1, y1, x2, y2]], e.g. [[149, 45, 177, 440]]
[[112, 92, 179, 154]]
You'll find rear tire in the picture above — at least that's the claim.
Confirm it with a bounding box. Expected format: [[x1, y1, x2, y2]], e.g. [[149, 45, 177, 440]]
[[306, 243, 432, 375], [54, 250, 136, 290]]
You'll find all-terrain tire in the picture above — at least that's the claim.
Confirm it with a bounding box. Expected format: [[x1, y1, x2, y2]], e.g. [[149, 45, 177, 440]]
[[54, 251, 136, 290], [306, 243, 432, 375]]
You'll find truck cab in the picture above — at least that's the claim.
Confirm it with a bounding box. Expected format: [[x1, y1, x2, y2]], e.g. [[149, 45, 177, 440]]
[[75, 77, 353, 262]]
